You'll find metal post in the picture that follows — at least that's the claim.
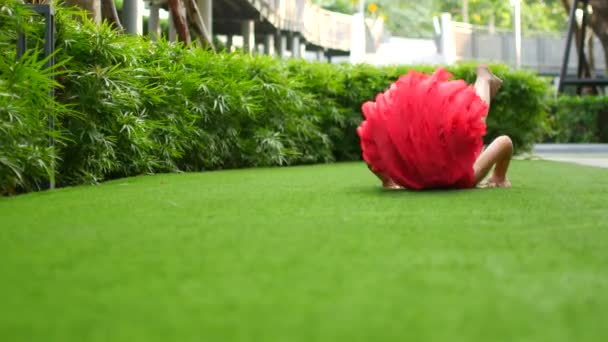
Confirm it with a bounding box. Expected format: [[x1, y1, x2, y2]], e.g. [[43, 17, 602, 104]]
[[41, 5, 56, 189], [17, 32, 26, 60], [17, 5, 56, 189]]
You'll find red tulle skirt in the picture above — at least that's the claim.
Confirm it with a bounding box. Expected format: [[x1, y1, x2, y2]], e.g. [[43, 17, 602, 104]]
[[357, 67, 487, 190]]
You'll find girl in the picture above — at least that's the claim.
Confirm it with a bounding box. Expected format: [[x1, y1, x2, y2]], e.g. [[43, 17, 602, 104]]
[[357, 65, 513, 190]]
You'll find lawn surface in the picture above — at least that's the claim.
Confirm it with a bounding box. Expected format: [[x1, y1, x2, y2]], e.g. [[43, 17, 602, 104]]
[[1, 161, 607, 341]]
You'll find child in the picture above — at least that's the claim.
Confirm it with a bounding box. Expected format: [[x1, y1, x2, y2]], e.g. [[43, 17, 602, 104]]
[[357, 65, 512, 190]]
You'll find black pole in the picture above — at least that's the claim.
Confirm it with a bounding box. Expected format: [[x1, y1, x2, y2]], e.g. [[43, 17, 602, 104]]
[[16, 32, 26, 59], [16, 4, 56, 189], [42, 4, 56, 189], [558, 0, 579, 93]]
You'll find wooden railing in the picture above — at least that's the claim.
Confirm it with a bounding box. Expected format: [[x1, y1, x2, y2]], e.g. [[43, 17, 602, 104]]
[[246, 0, 352, 51]]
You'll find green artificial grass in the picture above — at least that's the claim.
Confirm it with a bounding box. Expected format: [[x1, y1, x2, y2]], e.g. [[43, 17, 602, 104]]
[[1, 161, 607, 341]]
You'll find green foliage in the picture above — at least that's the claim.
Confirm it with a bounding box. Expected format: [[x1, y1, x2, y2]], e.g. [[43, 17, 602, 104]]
[[285, 61, 549, 157], [347, 0, 567, 38], [50, 7, 336, 186], [0, 0, 70, 193], [447, 63, 550, 151], [545, 95, 608, 143], [0, 50, 62, 193], [1, 3, 550, 194], [312, 0, 356, 15]]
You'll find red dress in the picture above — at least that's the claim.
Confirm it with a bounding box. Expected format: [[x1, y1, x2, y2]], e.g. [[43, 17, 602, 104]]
[[357, 68, 487, 190]]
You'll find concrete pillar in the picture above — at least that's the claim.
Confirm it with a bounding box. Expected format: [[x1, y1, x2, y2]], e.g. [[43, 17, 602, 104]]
[[264, 34, 275, 56], [300, 43, 306, 59], [241, 20, 255, 54], [122, 0, 142, 34], [168, 16, 177, 42], [291, 33, 300, 58], [349, 11, 366, 63], [148, 4, 161, 41], [276, 32, 288, 59], [226, 35, 233, 52], [512, 0, 522, 69], [316, 49, 325, 62], [197, 0, 213, 38], [439, 13, 456, 65]]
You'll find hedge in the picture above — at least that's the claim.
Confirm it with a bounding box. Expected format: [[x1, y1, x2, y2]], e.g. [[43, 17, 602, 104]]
[[544, 95, 608, 143], [1, 2, 549, 194]]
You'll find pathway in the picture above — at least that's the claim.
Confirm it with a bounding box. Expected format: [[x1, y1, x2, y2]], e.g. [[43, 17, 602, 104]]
[[532, 144, 608, 169]]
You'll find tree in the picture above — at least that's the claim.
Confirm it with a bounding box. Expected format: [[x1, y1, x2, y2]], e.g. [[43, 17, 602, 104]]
[[167, 0, 190, 44], [587, 0, 608, 72], [167, 0, 215, 50], [62, 0, 213, 50], [558, 0, 608, 73], [184, 0, 215, 50], [100, 0, 122, 30]]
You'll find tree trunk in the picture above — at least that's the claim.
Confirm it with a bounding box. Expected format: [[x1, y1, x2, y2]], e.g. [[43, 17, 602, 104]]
[[183, 0, 215, 51], [167, 0, 191, 44], [589, 0, 608, 73], [101, 0, 122, 31], [561, 0, 593, 77]]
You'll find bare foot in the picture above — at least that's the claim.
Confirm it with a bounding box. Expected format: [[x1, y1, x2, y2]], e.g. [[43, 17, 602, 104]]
[[477, 176, 511, 189], [383, 178, 404, 190], [476, 65, 503, 98]]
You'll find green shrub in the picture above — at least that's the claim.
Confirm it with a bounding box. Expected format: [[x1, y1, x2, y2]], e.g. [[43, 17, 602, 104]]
[[285, 61, 549, 158], [0, 1, 70, 193], [545, 95, 608, 143], [1, 2, 550, 194], [445, 63, 549, 151]]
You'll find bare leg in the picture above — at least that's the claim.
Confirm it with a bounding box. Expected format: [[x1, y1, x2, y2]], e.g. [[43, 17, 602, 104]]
[[473, 66, 511, 188], [474, 65, 503, 121], [474, 135, 513, 187]]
